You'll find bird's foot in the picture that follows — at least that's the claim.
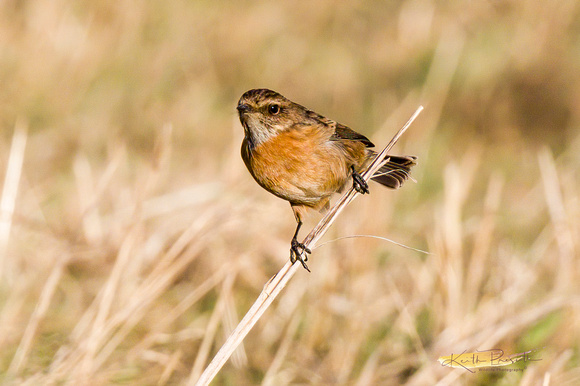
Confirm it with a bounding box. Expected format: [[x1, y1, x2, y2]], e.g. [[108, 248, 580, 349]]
[[351, 167, 370, 194], [290, 238, 311, 272]]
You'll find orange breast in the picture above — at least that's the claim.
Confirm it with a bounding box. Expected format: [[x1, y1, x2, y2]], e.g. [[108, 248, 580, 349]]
[[244, 126, 354, 207]]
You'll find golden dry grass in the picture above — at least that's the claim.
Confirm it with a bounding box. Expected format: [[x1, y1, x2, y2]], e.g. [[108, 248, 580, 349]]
[[1, 1, 579, 385]]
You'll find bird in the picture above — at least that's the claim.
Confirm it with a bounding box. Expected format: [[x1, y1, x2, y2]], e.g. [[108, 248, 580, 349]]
[[237, 88, 416, 271]]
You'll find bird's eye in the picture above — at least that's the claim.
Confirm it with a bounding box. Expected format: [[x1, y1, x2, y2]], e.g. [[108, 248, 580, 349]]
[[268, 104, 280, 115]]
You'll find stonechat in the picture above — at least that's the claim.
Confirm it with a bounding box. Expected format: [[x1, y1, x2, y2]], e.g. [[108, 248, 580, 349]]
[[237, 89, 416, 271]]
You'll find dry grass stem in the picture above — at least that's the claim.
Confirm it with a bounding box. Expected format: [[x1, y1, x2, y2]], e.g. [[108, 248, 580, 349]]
[[0, 120, 28, 279], [7, 258, 66, 375], [194, 106, 423, 386], [538, 148, 575, 290], [314, 234, 429, 255]]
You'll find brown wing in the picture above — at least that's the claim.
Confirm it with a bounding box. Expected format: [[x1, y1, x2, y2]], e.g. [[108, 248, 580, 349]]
[[330, 123, 375, 147], [301, 107, 374, 147]]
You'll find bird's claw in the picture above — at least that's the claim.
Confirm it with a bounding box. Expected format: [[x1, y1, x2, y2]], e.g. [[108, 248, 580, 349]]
[[352, 168, 370, 194], [290, 239, 311, 272]]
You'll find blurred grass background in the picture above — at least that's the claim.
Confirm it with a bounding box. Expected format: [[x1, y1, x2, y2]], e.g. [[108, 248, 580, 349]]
[[0, 0, 579, 384]]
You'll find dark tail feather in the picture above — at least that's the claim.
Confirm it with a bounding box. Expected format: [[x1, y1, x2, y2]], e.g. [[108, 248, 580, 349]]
[[371, 155, 417, 189]]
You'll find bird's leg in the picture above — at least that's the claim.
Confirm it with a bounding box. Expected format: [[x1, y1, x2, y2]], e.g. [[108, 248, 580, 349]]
[[290, 221, 311, 272], [351, 165, 370, 194]]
